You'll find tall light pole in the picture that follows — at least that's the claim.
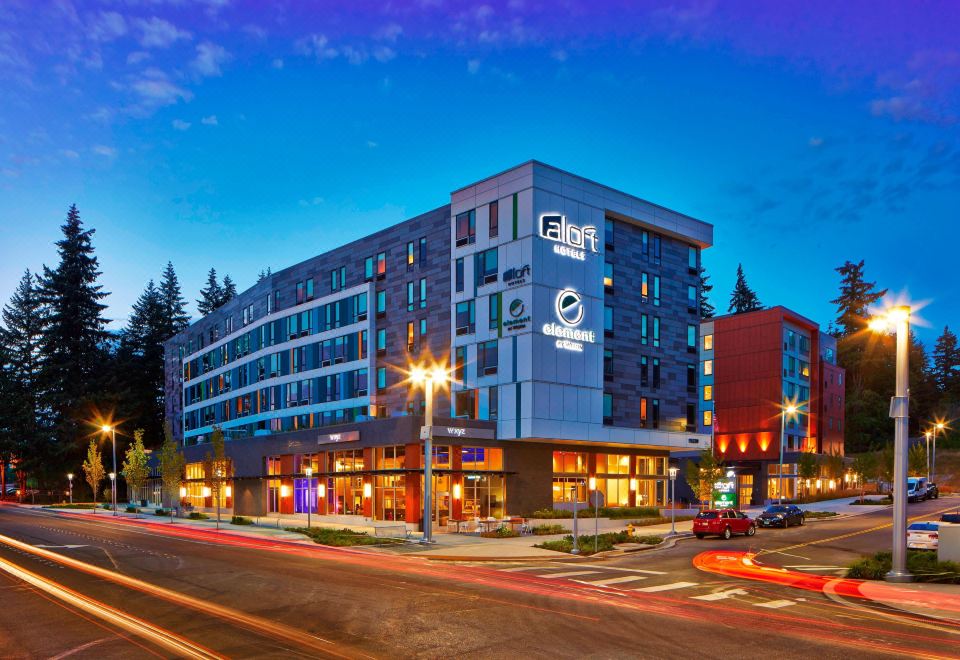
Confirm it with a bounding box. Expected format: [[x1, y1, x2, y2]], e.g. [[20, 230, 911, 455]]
[[588, 476, 599, 554], [305, 466, 313, 529], [870, 305, 912, 583], [924, 430, 932, 482], [934, 421, 945, 483], [108, 472, 116, 514], [668, 466, 679, 535], [409, 362, 449, 545], [779, 403, 798, 504], [570, 483, 580, 555], [67, 473, 73, 505], [101, 424, 117, 515]]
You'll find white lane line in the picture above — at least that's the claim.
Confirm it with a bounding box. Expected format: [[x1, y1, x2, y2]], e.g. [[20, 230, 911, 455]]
[[33, 545, 87, 550], [633, 581, 699, 593], [754, 599, 796, 609], [574, 575, 648, 587], [539, 570, 601, 579], [691, 588, 748, 601], [784, 565, 846, 571], [499, 566, 554, 572], [575, 564, 667, 575]]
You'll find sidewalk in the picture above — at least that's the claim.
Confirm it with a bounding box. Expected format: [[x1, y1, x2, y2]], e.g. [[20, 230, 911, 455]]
[[854, 580, 960, 622]]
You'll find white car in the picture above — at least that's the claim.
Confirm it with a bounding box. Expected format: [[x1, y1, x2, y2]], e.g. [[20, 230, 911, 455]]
[[907, 521, 939, 550]]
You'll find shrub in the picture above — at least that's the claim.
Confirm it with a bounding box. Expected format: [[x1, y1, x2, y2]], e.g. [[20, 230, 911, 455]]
[[125, 506, 139, 514], [231, 515, 253, 525], [532, 524, 569, 535], [154, 508, 168, 516], [102, 503, 111, 510], [529, 506, 665, 520], [803, 511, 839, 519], [188, 512, 209, 520], [535, 531, 662, 555], [530, 509, 574, 519], [43, 503, 97, 510], [851, 497, 892, 506], [847, 551, 960, 583], [287, 527, 403, 547], [480, 526, 520, 538], [634, 535, 664, 546]]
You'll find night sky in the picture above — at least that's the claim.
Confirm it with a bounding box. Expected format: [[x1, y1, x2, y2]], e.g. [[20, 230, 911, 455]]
[[0, 1, 957, 343]]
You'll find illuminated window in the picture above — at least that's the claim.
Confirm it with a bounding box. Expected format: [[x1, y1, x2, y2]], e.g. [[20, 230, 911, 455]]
[[703, 334, 713, 351], [703, 385, 713, 401], [376, 252, 386, 277], [604, 262, 613, 288], [641, 272, 649, 300], [489, 200, 499, 238], [703, 359, 713, 376], [703, 410, 713, 426], [455, 209, 476, 247], [407, 241, 415, 268], [406, 322, 415, 352]]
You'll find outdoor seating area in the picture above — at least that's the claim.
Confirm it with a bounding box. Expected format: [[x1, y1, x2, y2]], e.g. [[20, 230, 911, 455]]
[[445, 516, 530, 535]]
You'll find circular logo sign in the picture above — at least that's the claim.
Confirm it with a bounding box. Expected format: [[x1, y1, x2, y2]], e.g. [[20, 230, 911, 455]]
[[556, 289, 584, 326], [509, 299, 525, 318]]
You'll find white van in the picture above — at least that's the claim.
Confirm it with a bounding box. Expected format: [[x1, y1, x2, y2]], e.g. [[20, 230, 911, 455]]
[[907, 477, 929, 502]]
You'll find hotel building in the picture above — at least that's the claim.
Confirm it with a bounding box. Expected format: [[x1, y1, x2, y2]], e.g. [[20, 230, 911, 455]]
[[699, 306, 845, 505], [163, 161, 713, 527]]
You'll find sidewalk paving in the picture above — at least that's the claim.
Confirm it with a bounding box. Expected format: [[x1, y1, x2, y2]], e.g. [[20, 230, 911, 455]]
[[854, 580, 960, 622]]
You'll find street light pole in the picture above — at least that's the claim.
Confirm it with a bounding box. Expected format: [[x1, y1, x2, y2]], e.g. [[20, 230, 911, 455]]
[[668, 466, 679, 535], [570, 483, 580, 555], [108, 472, 116, 514], [589, 476, 598, 554], [778, 404, 797, 505], [67, 473, 73, 505], [925, 431, 932, 482], [305, 466, 313, 529], [423, 376, 434, 544], [934, 422, 945, 483]]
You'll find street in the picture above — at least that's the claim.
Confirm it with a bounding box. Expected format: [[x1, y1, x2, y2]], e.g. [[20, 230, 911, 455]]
[[1, 501, 959, 658]]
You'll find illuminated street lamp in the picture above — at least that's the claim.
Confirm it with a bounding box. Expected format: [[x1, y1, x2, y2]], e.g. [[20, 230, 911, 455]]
[[869, 305, 912, 583], [924, 430, 932, 482], [305, 466, 313, 529], [67, 473, 73, 505], [570, 483, 581, 555], [409, 362, 450, 544], [108, 472, 116, 514], [101, 424, 118, 515], [589, 476, 599, 553], [668, 466, 679, 535], [933, 421, 946, 483], [779, 402, 798, 505]]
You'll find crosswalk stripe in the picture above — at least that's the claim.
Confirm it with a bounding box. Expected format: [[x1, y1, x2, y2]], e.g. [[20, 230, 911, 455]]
[[575, 564, 667, 575], [539, 570, 601, 579], [691, 588, 747, 601], [499, 566, 554, 572], [633, 581, 699, 593], [754, 599, 796, 609], [575, 575, 648, 587]]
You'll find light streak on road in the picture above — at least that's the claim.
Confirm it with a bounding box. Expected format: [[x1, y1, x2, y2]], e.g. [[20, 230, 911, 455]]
[[0, 555, 221, 659]]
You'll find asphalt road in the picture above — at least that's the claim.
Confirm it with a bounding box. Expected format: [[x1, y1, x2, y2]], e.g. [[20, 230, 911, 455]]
[[0, 500, 957, 659]]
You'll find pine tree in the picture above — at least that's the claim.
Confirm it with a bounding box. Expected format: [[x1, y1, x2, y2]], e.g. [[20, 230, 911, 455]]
[[698, 265, 715, 319], [257, 267, 272, 282], [220, 275, 237, 306], [831, 260, 887, 338], [159, 261, 190, 339], [118, 280, 167, 445], [933, 326, 960, 398], [727, 264, 763, 314], [197, 268, 223, 316], [38, 205, 110, 481]]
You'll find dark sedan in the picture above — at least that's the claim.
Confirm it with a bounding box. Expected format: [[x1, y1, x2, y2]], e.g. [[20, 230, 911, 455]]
[[756, 505, 805, 528]]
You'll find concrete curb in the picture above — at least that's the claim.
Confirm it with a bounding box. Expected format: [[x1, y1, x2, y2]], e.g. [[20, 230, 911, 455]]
[[409, 532, 692, 562]]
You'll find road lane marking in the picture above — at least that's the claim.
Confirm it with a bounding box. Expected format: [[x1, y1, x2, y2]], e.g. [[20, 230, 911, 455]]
[[691, 588, 747, 601], [575, 564, 667, 574], [0, 556, 221, 659], [499, 566, 554, 572], [633, 581, 699, 592], [754, 599, 796, 609], [539, 570, 601, 579], [574, 575, 648, 587], [34, 545, 87, 549]]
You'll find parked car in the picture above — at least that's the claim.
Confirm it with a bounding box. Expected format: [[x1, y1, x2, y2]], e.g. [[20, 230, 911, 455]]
[[927, 482, 940, 500], [908, 477, 929, 502], [756, 505, 805, 528], [693, 509, 756, 540], [907, 521, 940, 550], [940, 512, 960, 524]]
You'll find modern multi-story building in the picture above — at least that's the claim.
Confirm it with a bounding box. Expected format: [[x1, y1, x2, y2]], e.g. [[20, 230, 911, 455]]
[[163, 161, 713, 527], [698, 306, 845, 505]]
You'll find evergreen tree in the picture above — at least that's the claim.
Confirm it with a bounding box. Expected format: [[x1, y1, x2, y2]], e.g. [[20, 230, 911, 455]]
[[197, 268, 223, 316], [220, 275, 237, 306], [727, 263, 763, 314], [257, 267, 272, 282], [0, 341, 15, 499], [831, 260, 887, 338], [933, 326, 960, 398], [0, 270, 46, 480], [118, 280, 167, 445], [38, 205, 110, 482], [698, 265, 715, 319], [159, 261, 190, 338]]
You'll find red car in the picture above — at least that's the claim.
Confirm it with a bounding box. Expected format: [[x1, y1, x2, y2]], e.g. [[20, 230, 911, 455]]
[[693, 509, 756, 540]]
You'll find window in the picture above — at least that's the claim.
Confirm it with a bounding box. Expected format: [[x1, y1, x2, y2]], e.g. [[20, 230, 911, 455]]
[[784, 330, 796, 351], [455, 209, 476, 246], [407, 282, 415, 311], [703, 334, 713, 351], [687, 325, 697, 352], [296, 281, 305, 304], [419, 237, 426, 262], [454, 346, 466, 382], [800, 360, 810, 379], [364, 257, 374, 281], [641, 314, 648, 345], [604, 306, 613, 333], [653, 317, 661, 348], [604, 349, 613, 378], [604, 217, 614, 246], [419, 318, 427, 339], [687, 364, 696, 391], [419, 278, 427, 309], [455, 258, 464, 293], [455, 389, 477, 419], [641, 230, 649, 260], [686, 403, 696, 430], [376, 329, 386, 354], [489, 200, 499, 238], [688, 246, 698, 272], [553, 451, 588, 474], [406, 322, 415, 352], [376, 290, 386, 316], [688, 285, 697, 310], [640, 356, 648, 387], [640, 397, 648, 427], [373, 252, 385, 278], [641, 273, 649, 301], [479, 340, 498, 375], [456, 300, 476, 335], [603, 393, 613, 421], [475, 248, 497, 286], [604, 262, 613, 288], [652, 234, 662, 265], [652, 357, 661, 388], [703, 385, 713, 401], [488, 386, 498, 420], [377, 367, 387, 390], [653, 276, 660, 306], [489, 293, 500, 330], [406, 241, 415, 269], [703, 410, 713, 426], [652, 398, 660, 428], [703, 359, 713, 376]]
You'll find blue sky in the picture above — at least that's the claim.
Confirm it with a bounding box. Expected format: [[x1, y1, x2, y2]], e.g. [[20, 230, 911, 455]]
[[0, 1, 957, 343]]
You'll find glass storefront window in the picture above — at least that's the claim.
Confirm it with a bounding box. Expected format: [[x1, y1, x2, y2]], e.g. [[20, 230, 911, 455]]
[[552, 451, 587, 474], [597, 477, 630, 507], [185, 462, 206, 508], [332, 475, 364, 515], [333, 450, 364, 472], [375, 474, 406, 521], [294, 477, 319, 513], [553, 477, 586, 503], [635, 478, 667, 507], [376, 445, 406, 470], [266, 456, 281, 513], [601, 454, 630, 475], [420, 445, 451, 468], [461, 447, 503, 471]]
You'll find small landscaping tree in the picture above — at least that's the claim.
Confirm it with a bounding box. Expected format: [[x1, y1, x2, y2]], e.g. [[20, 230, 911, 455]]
[[121, 429, 150, 507], [797, 452, 819, 500], [683, 449, 723, 509], [875, 444, 894, 494], [159, 421, 185, 521], [908, 443, 927, 478], [203, 426, 229, 529], [851, 452, 876, 501], [82, 440, 104, 514]]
